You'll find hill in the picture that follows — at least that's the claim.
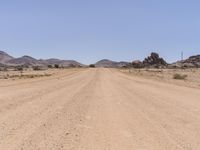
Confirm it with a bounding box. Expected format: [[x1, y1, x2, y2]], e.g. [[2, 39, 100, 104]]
[[0, 50, 84, 68], [0, 51, 14, 63], [95, 59, 130, 68], [7, 55, 42, 66], [170, 55, 200, 68], [41, 59, 85, 67]]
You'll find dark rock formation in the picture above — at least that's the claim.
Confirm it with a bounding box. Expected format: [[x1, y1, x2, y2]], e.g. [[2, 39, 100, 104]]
[[170, 55, 200, 68], [183, 55, 200, 67], [143, 52, 167, 68]]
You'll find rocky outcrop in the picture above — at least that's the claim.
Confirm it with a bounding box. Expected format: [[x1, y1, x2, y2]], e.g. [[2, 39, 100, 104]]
[[170, 55, 200, 68], [182, 55, 200, 67], [143, 52, 167, 68]]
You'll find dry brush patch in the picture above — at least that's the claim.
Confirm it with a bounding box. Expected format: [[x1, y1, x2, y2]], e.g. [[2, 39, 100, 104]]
[[119, 68, 200, 88], [173, 73, 187, 80], [0, 70, 53, 80]]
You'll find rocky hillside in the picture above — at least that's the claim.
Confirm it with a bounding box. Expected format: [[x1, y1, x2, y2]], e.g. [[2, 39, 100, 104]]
[[95, 59, 130, 68], [41, 59, 84, 67], [0, 51, 13, 63], [170, 55, 200, 68], [0, 50, 84, 68], [7, 56, 42, 66]]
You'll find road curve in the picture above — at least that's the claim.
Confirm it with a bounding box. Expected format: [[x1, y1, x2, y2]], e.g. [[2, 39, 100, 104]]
[[0, 68, 200, 150]]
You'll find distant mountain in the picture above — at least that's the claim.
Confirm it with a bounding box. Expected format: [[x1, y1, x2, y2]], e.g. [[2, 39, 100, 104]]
[[7, 55, 42, 66], [60, 60, 84, 67], [95, 59, 130, 68], [0, 50, 85, 67], [95, 59, 117, 68], [41, 59, 85, 67], [2, 50, 198, 69], [0, 51, 14, 63]]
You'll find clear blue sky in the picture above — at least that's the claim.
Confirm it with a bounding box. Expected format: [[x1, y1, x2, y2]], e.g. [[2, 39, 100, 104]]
[[0, 0, 200, 64]]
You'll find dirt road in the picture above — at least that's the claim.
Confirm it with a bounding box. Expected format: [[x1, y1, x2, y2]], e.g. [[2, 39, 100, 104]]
[[0, 68, 200, 150]]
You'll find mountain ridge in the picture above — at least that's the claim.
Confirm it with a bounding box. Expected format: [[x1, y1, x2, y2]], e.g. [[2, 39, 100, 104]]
[[0, 51, 14, 63], [95, 59, 130, 68], [1, 50, 200, 68], [0, 50, 85, 67]]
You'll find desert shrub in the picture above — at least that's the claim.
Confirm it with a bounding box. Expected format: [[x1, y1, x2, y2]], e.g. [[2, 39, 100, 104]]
[[68, 64, 76, 68], [173, 73, 187, 80], [54, 64, 59, 68], [15, 66, 23, 71], [60, 65, 64, 69], [89, 64, 95, 68], [33, 66, 41, 71], [48, 65, 53, 68], [0, 67, 7, 71]]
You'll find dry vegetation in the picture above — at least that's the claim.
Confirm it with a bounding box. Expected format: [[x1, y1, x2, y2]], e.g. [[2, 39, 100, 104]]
[[0, 68, 86, 81], [0, 70, 54, 80], [173, 73, 188, 80], [120, 68, 200, 88]]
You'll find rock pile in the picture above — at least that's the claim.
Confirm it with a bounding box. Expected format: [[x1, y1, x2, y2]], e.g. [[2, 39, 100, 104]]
[[183, 55, 200, 67], [170, 55, 200, 68], [143, 52, 167, 68]]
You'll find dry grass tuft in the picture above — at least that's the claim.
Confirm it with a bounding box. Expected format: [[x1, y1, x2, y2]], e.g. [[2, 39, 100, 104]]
[[173, 73, 188, 80]]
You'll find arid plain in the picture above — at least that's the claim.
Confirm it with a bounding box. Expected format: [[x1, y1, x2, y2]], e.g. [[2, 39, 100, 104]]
[[0, 68, 200, 150]]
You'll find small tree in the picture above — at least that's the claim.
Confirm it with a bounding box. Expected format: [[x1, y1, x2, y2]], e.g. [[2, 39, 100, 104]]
[[89, 64, 95, 68], [15, 66, 23, 76], [16, 66, 23, 71], [54, 64, 59, 68], [33, 66, 41, 71], [48, 65, 53, 68]]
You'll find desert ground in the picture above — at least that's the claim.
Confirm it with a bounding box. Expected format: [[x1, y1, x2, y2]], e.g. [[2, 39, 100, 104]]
[[120, 68, 200, 89], [0, 68, 200, 150]]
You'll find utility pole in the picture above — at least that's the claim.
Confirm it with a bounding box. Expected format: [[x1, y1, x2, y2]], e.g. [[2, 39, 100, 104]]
[[181, 51, 183, 61]]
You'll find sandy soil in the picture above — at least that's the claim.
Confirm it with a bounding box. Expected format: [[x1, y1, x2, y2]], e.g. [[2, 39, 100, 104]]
[[120, 68, 200, 89], [0, 68, 200, 150]]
